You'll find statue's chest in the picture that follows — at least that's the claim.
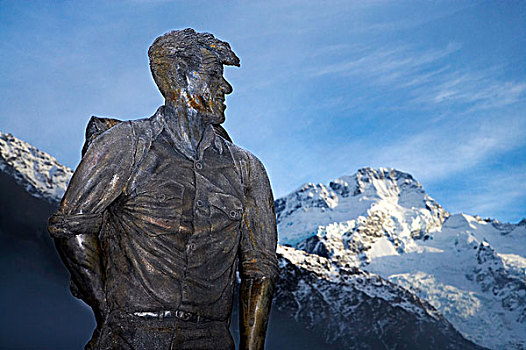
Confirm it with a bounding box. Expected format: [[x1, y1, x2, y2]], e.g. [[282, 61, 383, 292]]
[[120, 135, 245, 236]]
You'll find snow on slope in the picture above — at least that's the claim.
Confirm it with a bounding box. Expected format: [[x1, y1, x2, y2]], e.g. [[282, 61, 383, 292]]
[[277, 168, 526, 350], [369, 214, 526, 349], [276, 245, 483, 349], [0, 132, 72, 203]]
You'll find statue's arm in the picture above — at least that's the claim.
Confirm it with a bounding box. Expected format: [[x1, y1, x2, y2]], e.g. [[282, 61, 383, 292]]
[[239, 277, 275, 350], [48, 122, 135, 323], [239, 155, 279, 350], [51, 228, 107, 325]]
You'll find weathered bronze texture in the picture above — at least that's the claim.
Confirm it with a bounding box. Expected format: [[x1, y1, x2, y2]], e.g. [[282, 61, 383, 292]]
[[48, 28, 278, 350]]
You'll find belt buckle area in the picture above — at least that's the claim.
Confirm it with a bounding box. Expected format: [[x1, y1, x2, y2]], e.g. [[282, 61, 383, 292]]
[[175, 310, 191, 321], [132, 310, 201, 322], [132, 310, 171, 320], [133, 311, 161, 319]]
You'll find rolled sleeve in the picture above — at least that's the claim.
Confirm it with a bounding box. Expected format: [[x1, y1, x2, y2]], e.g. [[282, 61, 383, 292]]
[[48, 121, 136, 237], [48, 213, 103, 238], [239, 155, 279, 283]]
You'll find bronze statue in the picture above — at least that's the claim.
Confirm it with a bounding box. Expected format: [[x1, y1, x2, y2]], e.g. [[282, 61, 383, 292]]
[[48, 28, 278, 350]]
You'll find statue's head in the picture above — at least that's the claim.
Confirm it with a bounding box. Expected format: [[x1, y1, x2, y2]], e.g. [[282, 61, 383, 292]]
[[148, 28, 240, 124]]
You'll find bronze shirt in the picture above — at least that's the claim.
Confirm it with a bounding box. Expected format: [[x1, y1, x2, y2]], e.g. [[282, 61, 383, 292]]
[[48, 107, 278, 322]]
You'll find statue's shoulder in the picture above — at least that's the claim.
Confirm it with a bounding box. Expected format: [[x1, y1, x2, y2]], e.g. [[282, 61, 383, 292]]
[[220, 138, 269, 184], [82, 109, 163, 156], [222, 138, 257, 163]]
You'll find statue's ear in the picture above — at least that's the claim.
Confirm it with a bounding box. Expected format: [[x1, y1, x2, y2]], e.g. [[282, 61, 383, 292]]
[[177, 59, 199, 90], [150, 55, 188, 97], [81, 116, 123, 157]]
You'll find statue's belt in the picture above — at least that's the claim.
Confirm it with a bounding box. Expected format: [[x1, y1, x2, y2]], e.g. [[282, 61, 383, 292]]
[[130, 310, 214, 323]]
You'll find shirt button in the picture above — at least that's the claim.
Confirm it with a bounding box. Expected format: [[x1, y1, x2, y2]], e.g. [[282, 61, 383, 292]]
[[189, 243, 196, 250], [229, 210, 237, 219], [194, 161, 203, 170], [196, 200, 204, 207]]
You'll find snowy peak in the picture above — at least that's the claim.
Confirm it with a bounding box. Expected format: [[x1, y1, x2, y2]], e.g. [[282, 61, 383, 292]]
[[279, 182, 339, 211], [277, 168, 426, 219], [277, 167, 448, 246], [334, 167, 420, 200], [0, 132, 72, 203], [2, 132, 515, 349]]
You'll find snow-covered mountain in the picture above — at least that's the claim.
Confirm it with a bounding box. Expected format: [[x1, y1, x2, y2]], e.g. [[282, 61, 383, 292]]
[[276, 245, 483, 349], [0, 132, 494, 349], [0, 132, 72, 203], [277, 167, 526, 350]]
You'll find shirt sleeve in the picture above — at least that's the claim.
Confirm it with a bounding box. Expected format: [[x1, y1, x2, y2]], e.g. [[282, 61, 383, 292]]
[[48, 121, 136, 238], [238, 154, 279, 283]]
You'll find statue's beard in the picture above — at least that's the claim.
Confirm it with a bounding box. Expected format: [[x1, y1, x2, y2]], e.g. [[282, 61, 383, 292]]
[[196, 106, 225, 125], [208, 112, 225, 125], [186, 93, 226, 125], [164, 94, 226, 125]]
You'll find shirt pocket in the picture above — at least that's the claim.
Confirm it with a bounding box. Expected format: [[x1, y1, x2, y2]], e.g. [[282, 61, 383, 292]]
[[208, 193, 244, 231], [122, 179, 184, 236]]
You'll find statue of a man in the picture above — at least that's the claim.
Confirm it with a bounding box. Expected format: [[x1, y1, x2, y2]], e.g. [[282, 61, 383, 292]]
[[48, 28, 278, 350]]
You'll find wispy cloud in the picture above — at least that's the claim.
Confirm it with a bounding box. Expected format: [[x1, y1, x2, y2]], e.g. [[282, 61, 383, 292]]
[[310, 42, 461, 80], [367, 114, 526, 182], [310, 42, 526, 113], [315, 110, 524, 185], [412, 71, 526, 112], [445, 165, 526, 222]]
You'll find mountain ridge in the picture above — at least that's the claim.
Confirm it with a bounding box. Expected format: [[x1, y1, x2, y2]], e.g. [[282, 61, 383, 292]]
[[0, 131, 72, 204]]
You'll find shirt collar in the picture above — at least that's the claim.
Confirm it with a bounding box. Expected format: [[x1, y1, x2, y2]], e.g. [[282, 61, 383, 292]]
[[157, 105, 223, 160], [198, 123, 224, 158]]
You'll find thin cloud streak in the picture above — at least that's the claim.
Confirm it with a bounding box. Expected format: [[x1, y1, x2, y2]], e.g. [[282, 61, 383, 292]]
[[309, 42, 461, 79], [369, 116, 526, 183], [412, 71, 526, 112], [319, 112, 525, 185], [445, 167, 526, 221], [309, 42, 526, 113]]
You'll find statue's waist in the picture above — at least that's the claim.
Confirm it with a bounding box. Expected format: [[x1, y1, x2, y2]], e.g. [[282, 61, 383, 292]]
[[108, 309, 221, 323]]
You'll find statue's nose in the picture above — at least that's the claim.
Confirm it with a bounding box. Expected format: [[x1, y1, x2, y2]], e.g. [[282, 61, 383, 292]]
[[222, 78, 233, 95]]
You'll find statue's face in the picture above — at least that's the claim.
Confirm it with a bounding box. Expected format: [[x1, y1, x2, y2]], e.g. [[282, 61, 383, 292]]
[[184, 50, 233, 124]]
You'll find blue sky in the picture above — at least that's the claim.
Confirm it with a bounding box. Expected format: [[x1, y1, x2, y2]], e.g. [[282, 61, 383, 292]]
[[1, 1, 525, 222]]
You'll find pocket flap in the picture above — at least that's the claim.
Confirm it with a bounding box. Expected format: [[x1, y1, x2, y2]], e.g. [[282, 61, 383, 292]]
[[209, 193, 243, 220]]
